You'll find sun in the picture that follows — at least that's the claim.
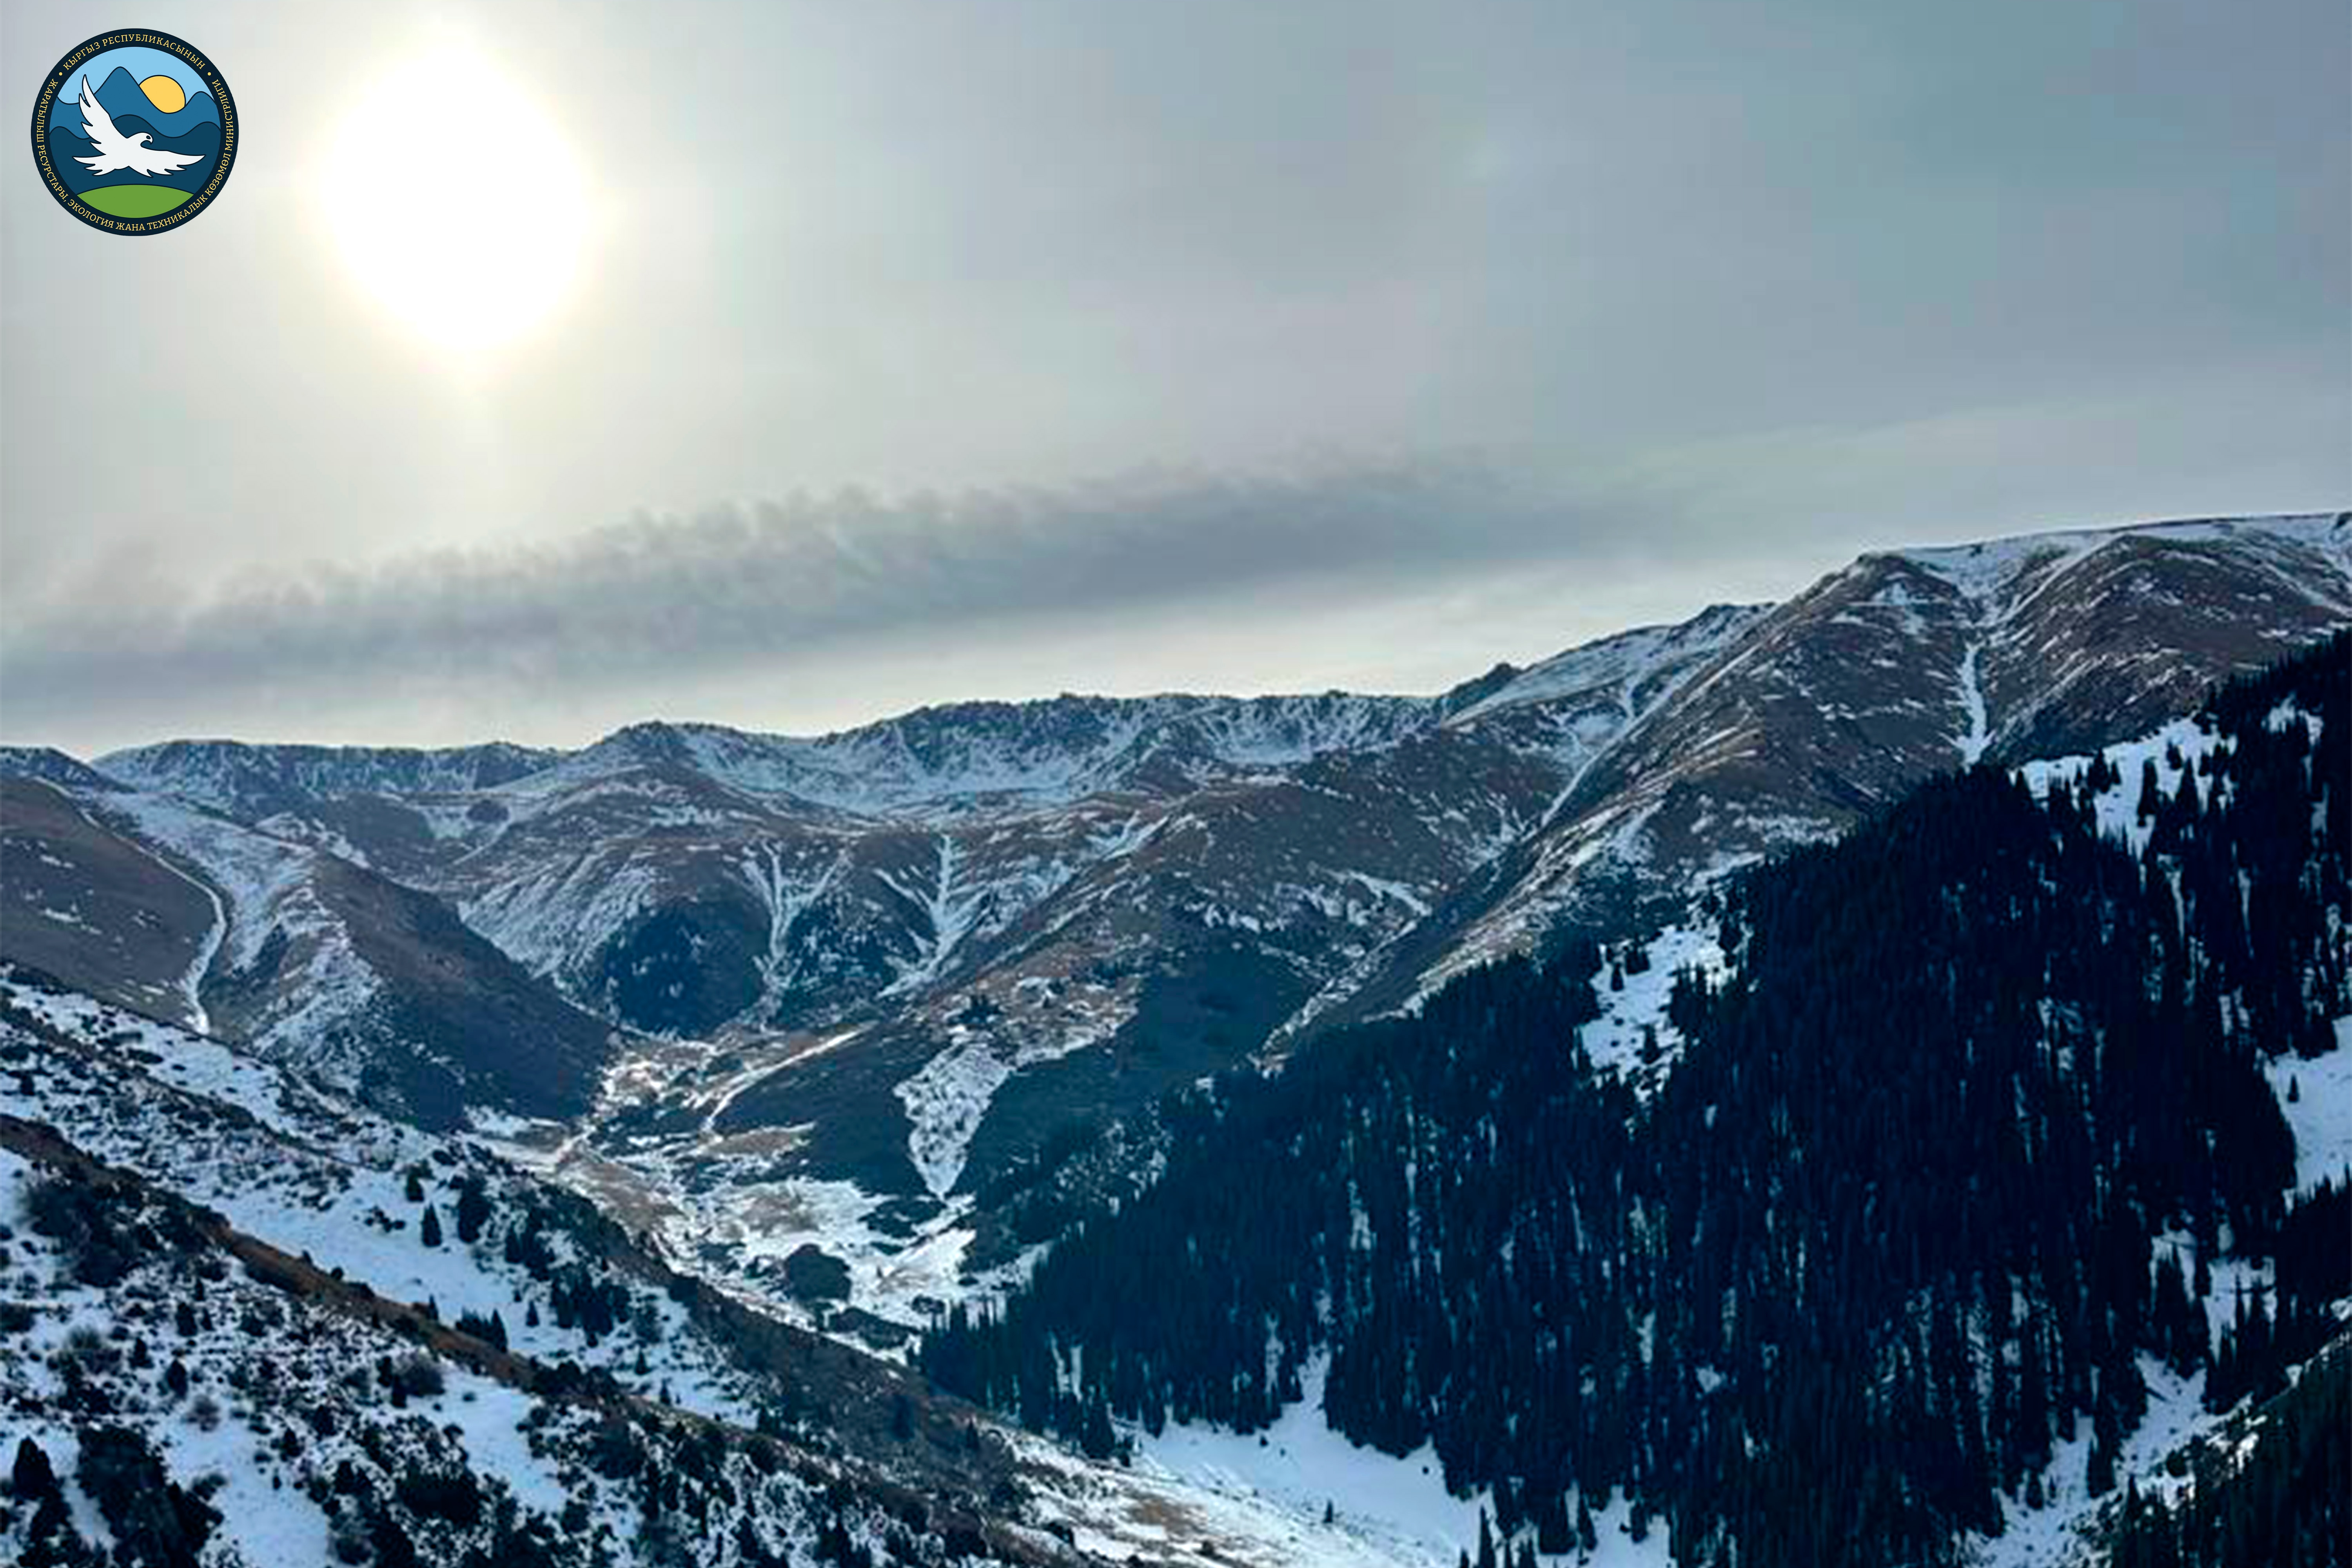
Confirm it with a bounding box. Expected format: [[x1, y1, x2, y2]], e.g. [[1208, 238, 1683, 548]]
[[323, 50, 592, 354], [139, 75, 186, 114]]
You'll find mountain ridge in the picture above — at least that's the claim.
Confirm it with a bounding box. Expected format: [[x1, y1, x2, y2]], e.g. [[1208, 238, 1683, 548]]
[[7, 508, 2345, 1313], [72, 509, 2345, 780]]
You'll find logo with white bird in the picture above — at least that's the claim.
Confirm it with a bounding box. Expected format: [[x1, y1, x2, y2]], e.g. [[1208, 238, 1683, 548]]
[[29, 30, 238, 234]]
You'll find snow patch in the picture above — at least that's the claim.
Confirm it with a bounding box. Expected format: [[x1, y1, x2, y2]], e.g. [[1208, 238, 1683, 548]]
[[877, 837, 989, 995], [2268, 1018, 2352, 1194], [1115, 1356, 1675, 1568], [1581, 923, 1728, 1094], [896, 1009, 1124, 1198], [1954, 642, 1991, 764]]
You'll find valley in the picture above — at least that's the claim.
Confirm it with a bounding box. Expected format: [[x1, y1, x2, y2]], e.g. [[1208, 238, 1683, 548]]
[[2, 511, 2347, 1567]]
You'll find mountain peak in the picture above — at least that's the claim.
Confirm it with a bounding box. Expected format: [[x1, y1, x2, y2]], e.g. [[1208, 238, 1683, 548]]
[[0, 746, 123, 793], [93, 737, 561, 819]]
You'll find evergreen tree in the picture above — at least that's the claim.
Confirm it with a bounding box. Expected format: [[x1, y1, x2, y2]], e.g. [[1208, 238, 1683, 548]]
[[454, 1175, 492, 1245], [916, 633, 2350, 1568]]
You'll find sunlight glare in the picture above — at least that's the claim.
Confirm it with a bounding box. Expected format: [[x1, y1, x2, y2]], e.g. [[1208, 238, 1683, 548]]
[[324, 50, 592, 353]]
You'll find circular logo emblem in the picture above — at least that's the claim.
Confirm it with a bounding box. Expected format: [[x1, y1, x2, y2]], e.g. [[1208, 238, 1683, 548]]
[[29, 29, 237, 235]]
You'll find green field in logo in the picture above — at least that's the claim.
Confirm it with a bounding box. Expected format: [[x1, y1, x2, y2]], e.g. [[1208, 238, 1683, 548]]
[[74, 183, 191, 219]]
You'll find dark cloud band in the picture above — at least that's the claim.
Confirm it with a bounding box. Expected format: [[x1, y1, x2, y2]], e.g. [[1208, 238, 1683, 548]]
[[0, 459, 1621, 734]]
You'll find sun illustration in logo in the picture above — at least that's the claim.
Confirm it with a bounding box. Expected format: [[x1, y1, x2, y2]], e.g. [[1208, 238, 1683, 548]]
[[28, 30, 238, 234], [139, 74, 187, 114]]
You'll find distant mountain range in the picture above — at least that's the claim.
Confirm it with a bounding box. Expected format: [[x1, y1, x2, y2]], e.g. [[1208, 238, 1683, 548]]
[[3, 510, 2346, 1330], [3, 507, 2347, 1568], [45, 65, 223, 196], [49, 64, 221, 137]]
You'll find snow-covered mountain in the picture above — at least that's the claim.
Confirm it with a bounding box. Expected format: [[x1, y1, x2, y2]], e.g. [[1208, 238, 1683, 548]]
[[99, 691, 1447, 826], [3, 512, 2345, 1298], [3, 509, 2347, 1568], [0, 967, 1611, 1568], [0, 966, 1076, 1567], [916, 626, 2352, 1568], [96, 739, 562, 822], [1344, 511, 2352, 1013], [15, 608, 1760, 1180], [0, 774, 613, 1129]]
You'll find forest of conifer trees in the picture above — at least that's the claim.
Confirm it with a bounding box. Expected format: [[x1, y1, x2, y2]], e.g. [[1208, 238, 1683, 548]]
[[922, 632, 2351, 1567]]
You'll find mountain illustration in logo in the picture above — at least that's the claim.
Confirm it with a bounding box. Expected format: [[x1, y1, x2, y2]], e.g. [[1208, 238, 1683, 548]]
[[46, 62, 223, 218]]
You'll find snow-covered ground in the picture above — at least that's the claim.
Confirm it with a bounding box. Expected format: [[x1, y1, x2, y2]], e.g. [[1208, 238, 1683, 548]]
[[460, 847, 664, 986], [1138, 1357, 1492, 1564], [477, 1011, 1089, 1339], [2016, 715, 2224, 858], [1954, 641, 1992, 764], [1971, 1355, 2227, 1568], [0, 973, 765, 1428], [78, 787, 383, 1067], [1024, 1356, 1675, 1568], [1579, 922, 1728, 1094], [0, 1107, 970, 1568], [2269, 1016, 2352, 1194], [896, 1007, 1124, 1198]]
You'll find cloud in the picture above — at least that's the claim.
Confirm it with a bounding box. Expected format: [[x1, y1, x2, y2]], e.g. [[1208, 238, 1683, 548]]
[[2, 1, 2342, 752], [0, 457, 1659, 746], [7, 362, 2344, 756]]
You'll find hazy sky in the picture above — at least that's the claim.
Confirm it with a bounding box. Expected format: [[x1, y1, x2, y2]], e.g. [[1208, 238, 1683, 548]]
[[4, 0, 2345, 755]]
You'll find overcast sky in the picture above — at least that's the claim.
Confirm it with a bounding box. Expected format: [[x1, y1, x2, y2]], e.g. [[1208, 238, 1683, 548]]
[[3, 0, 2345, 755]]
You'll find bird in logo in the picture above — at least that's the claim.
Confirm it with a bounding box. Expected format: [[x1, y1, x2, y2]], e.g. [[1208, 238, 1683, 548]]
[[69, 74, 206, 178]]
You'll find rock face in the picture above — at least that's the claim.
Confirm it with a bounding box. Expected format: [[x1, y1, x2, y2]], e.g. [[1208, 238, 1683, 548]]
[[4, 512, 2345, 1209], [1359, 513, 2352, 1012]]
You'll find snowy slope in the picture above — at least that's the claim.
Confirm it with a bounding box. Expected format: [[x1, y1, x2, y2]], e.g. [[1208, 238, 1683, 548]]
[[95, 737, 559, 820], [0, 967, 1569, 1568], [13, 509, 2347, 1369], [0, 1124, 1063, 1568], [2269, 1016, 2352, 1194], [1577, 922, 1728, 1096], [85, 789, 381, 1065], [1105, 1356, 1674, 1568], [0, 971, 764, 1426], [1375, 512, 2352, 1017]]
